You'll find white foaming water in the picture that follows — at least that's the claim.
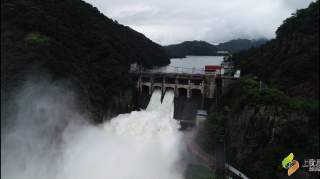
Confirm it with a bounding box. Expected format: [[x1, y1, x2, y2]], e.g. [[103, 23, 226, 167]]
[[2, 84, 185, 179], [146, 89, 162, 111], [159, 90, 175, 117], [147, 89, 175, 117]]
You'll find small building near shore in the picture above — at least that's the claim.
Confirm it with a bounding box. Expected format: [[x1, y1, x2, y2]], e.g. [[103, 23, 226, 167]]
[[196, 110, 208, 127]]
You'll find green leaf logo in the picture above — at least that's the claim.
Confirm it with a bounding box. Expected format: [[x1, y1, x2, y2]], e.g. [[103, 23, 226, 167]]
[[282, 153, 300, 176], [282, 153, 294, 169]]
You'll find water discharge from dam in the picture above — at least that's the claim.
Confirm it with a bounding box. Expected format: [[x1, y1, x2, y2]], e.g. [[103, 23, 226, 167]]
[[147, 89, 175, 117], [146, 89, 162, 111], [1, 84, 186, 179]]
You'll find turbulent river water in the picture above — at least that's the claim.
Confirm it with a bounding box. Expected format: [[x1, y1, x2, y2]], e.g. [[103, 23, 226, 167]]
[[1, 84, 185, 179], [2, 56, 224, 179]]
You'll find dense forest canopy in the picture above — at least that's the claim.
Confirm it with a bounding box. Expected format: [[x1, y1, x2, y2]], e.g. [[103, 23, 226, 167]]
[[232, 1, 319, 99], [1, 0, 169, 122]]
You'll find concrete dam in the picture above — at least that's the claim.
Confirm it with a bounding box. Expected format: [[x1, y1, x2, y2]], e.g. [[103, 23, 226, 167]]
[[130, 65, 229, 123]]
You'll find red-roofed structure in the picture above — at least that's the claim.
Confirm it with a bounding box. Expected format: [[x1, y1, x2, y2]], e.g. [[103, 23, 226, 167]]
[[205, 65, 223, 71]]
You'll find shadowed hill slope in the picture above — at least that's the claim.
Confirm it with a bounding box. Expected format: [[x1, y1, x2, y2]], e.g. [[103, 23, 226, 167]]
[[1, 0, 169, 122], [216, 38, 268, 53], [164, 41, 219, 58]]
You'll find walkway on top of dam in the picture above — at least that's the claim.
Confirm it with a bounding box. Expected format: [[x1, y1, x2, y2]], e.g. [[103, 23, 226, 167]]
[[129, 65, 238, 80]]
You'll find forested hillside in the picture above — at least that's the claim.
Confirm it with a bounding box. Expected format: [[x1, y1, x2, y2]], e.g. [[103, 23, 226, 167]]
[[232, 1, 319, 99], [1, 0, 169, 122], [216, 38, 267, 53], [198, 1, 319, 178], [164, 41, 219, 58]]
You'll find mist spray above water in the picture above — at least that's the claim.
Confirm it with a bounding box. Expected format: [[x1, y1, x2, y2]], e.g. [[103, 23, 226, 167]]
[[1, 83, 186, 179]]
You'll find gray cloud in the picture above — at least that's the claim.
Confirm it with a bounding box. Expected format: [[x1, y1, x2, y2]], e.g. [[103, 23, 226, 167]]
[[84, 0, 314, 45]]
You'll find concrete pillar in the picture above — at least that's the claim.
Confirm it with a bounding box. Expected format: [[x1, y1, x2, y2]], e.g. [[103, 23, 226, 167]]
[[209, 81, 215, 98], [138, 76, 142, 94], [175, 78, 179, 97], [222, 78, 224, 88], [148, 85, 151, 95], [139, 84, 142, 94], [150, 77, 154, 93], [201, 89, 205, 108], [187, 79, 192, 98], [162, 77, 165, 95]]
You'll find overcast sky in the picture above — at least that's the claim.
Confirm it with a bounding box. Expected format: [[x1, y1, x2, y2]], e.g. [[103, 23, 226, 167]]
[[84, 0, 314, 45]]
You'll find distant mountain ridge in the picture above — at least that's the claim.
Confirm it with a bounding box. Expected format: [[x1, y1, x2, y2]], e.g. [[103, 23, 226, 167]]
[[217, 38, 268, 53], [164, 41, 218, 58], [164, 39, 268, 58]]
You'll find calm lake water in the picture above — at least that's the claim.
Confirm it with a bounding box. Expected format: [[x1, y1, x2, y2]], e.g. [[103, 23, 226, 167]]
[[149, 56, 224, 74]]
